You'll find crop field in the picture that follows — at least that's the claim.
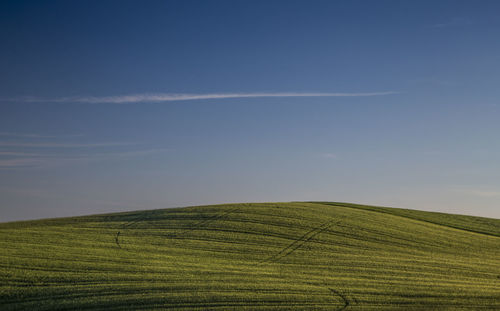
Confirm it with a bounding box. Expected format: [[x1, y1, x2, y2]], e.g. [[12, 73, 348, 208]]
[[1, 202, 499, 310]]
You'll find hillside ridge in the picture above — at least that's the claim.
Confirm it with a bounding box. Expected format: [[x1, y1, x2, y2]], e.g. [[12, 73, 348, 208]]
[[1, 202, 499, 310], [311, 202, 500, 238]]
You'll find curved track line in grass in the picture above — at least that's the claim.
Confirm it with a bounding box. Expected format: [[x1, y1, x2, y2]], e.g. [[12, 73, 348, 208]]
[[114, 218, 143, 248], [113, 211, 353, 311], [168, 207, 239, 239], [114, 211, 162, 249], [4, 203, 500, 310], [1, 285, 354, 309], [114, 231, 121, 248], [260, 221, 338, 264], [273, 222, 336, 262], [317, 202, 500, 239], [115, 208, 240, 249], [328, 288, 350, 311], [4, 301, 357, 311], [332, 222, 446, 249]]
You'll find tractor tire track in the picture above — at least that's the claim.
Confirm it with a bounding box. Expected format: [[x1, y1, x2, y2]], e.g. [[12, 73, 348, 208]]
[[114, 211, 162, 249], [260, 220, 338, 263], [115, 231, 121, 248], [115, 208, 240, 248], [273, 222, 335, 262], [168, 208, 239, 239], [115, 217, 143, 248], [328, 288, 350, 311]]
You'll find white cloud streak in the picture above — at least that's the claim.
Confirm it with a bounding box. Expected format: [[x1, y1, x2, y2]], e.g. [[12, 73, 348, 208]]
[[13, 92, 398, 104], [0, 158, 45, 168], [0, 132, 83, 138], [0, 148, 169, 169], [0, 142, 134, 148], [0, 151, 44, 156]]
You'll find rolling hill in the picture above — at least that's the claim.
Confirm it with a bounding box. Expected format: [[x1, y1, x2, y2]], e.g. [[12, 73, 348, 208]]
[[1, 202, 499, 310]]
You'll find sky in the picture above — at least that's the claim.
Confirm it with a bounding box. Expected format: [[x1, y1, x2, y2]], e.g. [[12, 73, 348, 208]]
[[1, 0, 500, 221]]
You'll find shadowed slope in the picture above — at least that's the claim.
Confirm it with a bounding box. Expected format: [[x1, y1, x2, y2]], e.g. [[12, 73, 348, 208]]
[[1, 202, 499, 310], [316, 202, 500, 237]]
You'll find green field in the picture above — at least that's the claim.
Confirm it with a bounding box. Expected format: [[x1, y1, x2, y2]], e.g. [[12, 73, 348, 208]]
[[1, 202, 499, 310]]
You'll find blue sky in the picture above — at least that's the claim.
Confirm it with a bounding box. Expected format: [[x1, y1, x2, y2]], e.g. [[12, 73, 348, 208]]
[[1, 0, 500, 221]]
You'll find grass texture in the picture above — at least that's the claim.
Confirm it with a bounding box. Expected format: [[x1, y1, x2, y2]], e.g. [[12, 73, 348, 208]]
[[1, 202, 499, 310]]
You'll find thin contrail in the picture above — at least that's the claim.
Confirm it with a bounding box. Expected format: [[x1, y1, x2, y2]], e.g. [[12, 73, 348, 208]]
[[0, 142, 135, 148], [10, 91, 398, 104]]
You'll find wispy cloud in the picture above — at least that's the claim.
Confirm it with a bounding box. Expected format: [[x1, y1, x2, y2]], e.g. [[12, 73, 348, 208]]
[[76, 148, 169, 159], [0, 186, 144, 210], [0, 132, 83, 138], [0, 132, 166, 169], [0, 158, 45, 168], [0, 142, 134, 148], [10, 91, 399, 104], [0, 148, 168, 169], [0, 136, 144, 168], [0, 151, 44, 156]]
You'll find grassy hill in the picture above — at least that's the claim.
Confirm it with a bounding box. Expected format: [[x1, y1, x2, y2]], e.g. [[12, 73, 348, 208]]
[[1, 202, 499, 310]]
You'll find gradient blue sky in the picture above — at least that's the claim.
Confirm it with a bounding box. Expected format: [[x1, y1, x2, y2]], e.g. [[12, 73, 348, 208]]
[[1, 0, 500, 221]]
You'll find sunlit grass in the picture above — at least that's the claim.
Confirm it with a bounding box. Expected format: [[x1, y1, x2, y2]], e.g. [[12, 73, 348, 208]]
[[1, 202, 499, 310]]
